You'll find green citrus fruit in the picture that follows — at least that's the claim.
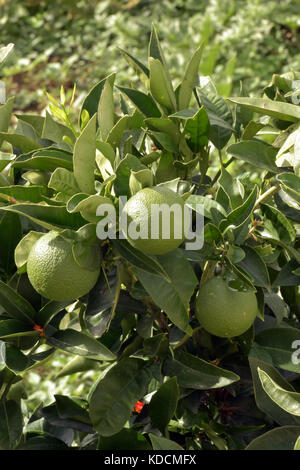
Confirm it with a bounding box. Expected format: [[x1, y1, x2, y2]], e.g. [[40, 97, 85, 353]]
[[195, 277, 258, 338], [27, 231, 101, 302], [122, 186, 189, 255]]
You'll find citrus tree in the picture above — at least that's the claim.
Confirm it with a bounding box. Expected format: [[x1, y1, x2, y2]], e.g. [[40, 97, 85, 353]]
[[0, 29, 299, 450]]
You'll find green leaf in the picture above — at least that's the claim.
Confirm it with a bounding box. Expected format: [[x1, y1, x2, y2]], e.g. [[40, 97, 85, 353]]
[[184, 106, 210, 152], [149, 433, 184, 450], [0, 212, 22, 275], [249, 357, 300, 425], [67, 193, 113, 224], [145, 118, 180, 143], [228, 97, 300, 122], [220, 185, 258, 231], [0, 203, 85, 231], [42, 111, 75, 145], [56, 355, 99, 378], [73, 114, 96, 194], [163, 350, 240, 389], [236, 245, 270, 288], [46, 329, 116, 361], [134, 250, 197, 334], [149, 377, 179, 434], [260, 203, 296, 244], [117, 86, 161, 118], [258, 368, 300, 416], [0, 43, 14, 66], [98, 75, 115, 141], [264, 291, 289, 323], [48, 167, 80, 198], [218, 167, 243, 209], [0, 400, 23, 450], [79, 77, 108, 127], [251, 327, 300, 373], [185, 194, 227, 220], [14, 231, 43, 271], [89, 358, 154, 436], [19, 435, 69, 450], [114, 153, 146, 197], [36, 300, 69, 327], [227, 141, 278, 172], [294, 435, 300, 450], [198, 93, 233, 149], [276, 173, 300, 205], [149, 57, 177, 113], [99, 428, 151, 450], [179, 43, 205, 110], [246, 426, 300, 450], [0, 97, 14, 146], [12, 147, 73, 172], [0, 319, 35, 339], [0, 185, 45, 204], [119, 48, 149, 79], [0, 280, 36, 324], [55, 395, 90, 424], [242, 121, 265, 140], [0, 131, 41, 153], [112, 239, 170, 281], [5, 344, 31, 372]]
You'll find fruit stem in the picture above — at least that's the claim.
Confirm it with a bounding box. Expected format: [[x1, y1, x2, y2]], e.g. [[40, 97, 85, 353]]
[[200, 260, 217, 287], [173, 326, 202, 350]]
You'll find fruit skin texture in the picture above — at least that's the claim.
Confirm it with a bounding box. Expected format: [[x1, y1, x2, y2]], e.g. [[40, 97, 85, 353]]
[[122, 186, 189, 255], [195, 277, 258, 338], [27, 231, 101, 302]]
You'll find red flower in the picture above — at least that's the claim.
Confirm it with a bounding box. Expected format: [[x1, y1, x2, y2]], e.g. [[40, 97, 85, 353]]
[[33, 324, 44, 336], [133, 401, 144, 413]]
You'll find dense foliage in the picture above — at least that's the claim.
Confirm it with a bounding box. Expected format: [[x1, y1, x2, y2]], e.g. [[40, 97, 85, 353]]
[[0, 23, 299, 451], [0, 0, 299, 111]]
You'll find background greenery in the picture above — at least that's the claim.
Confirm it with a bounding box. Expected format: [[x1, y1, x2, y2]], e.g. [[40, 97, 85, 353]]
[[1, 0, 300, 112], [0, 0, 299, 441]]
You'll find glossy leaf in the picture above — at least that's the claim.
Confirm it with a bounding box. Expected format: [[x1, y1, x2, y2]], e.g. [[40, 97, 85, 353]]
[[99, 429, 151, 450], [149, 377, 179, 434], [1, 203, 86, 231], [73, 113, 96, 194], [0, 281, 36, 324], [0, 400, 23, 450], [249, 357, 300, 425], [227, 141, 278, 172], [149, 434, 184, 450], [12, 147, 73, 172], [258, 368, 300, 416], [179, 43, 205, 110], [246, 426, 300, 450], [89, 358, 154, 436], [251, 327, 300, 373], [117, 86, 161, 118], [228, 97, 300, 122], [163, 350, 240, 389], [47, 329, 116, 361], [134, 250, 197, 334]]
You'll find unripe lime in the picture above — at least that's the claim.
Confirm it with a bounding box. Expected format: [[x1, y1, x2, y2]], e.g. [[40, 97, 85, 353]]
[[27, 231, 101, 302], [121, 186, 189, 255], [195, 277, 258, 338]]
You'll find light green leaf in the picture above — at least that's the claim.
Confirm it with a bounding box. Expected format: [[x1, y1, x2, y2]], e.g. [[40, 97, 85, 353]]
[[228, 97, 300, 122], [179, 42, 205, 110], [73, 114, 96, 194], [258, 368, 300, 416], [163, 350, 240, 389]]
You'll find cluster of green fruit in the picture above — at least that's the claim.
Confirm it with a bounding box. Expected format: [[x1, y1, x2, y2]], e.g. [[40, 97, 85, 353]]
[[27, 185, 258, 340]]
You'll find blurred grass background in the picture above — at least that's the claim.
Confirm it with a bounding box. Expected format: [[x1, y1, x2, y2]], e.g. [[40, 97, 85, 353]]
[[1, 0, 300, 112], [0, 0, 299, 409]]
